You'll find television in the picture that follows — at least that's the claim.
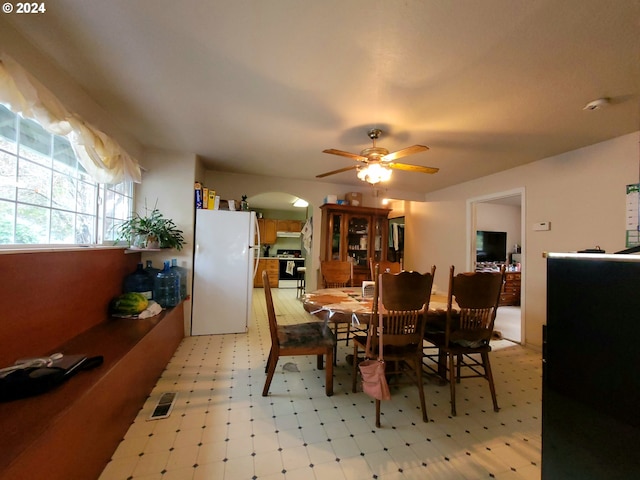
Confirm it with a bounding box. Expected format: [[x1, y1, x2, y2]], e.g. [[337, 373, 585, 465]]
[[476, 230, 507, 262]]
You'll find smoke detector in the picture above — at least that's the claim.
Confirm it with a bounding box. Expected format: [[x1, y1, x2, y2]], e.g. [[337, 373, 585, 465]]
[[583, 98, 610, 111]]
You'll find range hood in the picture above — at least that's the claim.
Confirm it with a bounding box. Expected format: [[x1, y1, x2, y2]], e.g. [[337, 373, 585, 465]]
[[276, 231, 301, 238]]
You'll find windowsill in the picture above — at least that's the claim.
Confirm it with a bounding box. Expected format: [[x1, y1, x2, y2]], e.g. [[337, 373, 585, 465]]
[[0, 245, 129, 255]]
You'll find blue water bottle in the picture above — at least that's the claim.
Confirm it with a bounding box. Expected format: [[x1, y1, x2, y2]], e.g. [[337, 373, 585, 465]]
[[154, 260, 180, 308], [170, 258, 188, 301], [123, 263, 154, 300], [144, 260, 160, 279]]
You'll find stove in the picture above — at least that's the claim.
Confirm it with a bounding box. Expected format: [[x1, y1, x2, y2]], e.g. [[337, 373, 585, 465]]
[[276, 250, 304, 288], [276, 249, 302, 258]]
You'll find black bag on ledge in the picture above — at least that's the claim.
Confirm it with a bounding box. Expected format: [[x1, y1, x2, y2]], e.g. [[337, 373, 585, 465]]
[[0, 354, 103, 402], [577, 246, 605, 253]]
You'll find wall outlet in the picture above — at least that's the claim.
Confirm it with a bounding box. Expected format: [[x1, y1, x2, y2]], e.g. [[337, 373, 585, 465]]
[[533, 221, 551, 231]]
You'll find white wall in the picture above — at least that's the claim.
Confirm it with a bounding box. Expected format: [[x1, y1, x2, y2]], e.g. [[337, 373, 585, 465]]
[[409, 132, 639, 349], [138, 148, 197, 334]]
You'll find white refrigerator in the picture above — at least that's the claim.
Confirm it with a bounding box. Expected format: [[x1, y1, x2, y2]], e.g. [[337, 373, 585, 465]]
[[191, 210, 260, 335]]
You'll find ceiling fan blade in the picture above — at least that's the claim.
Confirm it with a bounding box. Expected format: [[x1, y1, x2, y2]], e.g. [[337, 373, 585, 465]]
[[382, 145, 429, 162], [388, 162, 439, 174], [323, 149, 368, 162], [316, 165, 358, 178]]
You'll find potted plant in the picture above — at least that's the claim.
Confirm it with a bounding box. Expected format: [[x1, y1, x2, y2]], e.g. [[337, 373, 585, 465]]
[[116, 202, 185, 251]]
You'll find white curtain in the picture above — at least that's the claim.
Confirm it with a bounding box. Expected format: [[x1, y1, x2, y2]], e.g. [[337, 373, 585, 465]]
[[0, 53, 141, 184]]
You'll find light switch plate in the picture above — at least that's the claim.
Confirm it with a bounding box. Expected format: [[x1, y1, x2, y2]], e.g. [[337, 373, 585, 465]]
[[533, 221, 551, 231]]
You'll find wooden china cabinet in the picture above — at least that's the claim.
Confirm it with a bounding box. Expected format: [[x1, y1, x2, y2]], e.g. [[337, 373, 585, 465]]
[[320, 204, 391, 286]]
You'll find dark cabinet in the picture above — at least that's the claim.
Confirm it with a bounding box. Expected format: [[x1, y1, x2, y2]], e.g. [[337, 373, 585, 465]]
[[543, 253, 640, 478], [320, 204, 391, 285]]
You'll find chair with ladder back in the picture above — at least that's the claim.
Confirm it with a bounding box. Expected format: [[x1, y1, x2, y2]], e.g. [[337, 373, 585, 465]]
[[262, 271, 336, 397], [423, 265, 504, 415], [352, 266, 435, 427]]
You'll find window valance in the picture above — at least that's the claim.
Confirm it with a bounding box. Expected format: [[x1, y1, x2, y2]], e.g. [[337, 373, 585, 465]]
[[0, 53, 141, 184]]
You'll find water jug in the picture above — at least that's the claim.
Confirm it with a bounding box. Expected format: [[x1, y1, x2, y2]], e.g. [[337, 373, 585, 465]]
[[154, 260, 180, 308], [170, 258, 188, 301], [144, 260, 160, 279], [123, 263, 154, 300]]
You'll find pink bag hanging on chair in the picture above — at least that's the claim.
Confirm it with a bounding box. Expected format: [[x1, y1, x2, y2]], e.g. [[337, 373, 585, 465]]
[[359, 357, 390, 401], [358, 274, 391, 401]]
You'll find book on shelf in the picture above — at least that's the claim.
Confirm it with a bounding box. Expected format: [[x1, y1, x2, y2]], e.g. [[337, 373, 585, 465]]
[[195, 183, 203, 209], [202, 188, 209, 208], [208, 190, 216, 209]]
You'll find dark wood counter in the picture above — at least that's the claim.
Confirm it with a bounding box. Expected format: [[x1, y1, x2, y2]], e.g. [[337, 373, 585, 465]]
[[0, 306, 184, 480]]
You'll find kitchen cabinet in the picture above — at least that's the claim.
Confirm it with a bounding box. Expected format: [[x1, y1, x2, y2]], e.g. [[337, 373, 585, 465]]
[[499, 271, 521, 306], [254, 258, 279, 287], [320, 204, 391, 286], [276, 219, 302, 233], [257, 218, 302, 244], [257, 218, 277, 245]]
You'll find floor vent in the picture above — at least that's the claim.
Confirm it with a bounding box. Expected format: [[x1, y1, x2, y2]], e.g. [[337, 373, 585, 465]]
[[148, 392, 177, 420]]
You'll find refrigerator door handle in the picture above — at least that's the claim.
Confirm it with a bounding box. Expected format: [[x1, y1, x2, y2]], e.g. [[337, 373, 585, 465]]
[[252, 215, 261, 279], [254, 215, 261, 251]]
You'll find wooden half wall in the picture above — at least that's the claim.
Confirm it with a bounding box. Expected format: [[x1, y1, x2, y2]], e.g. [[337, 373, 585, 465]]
[[0, 248, 140, 366]]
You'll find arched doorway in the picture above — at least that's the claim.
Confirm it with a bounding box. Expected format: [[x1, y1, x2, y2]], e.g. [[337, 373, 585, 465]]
[[247, 191, 312, 289]]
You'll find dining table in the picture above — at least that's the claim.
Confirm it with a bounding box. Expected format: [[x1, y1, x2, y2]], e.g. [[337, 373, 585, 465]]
[[302, 287, 450, 325], [302, 287, 454, 377]]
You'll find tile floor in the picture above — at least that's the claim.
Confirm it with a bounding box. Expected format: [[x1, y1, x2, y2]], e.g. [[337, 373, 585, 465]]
[[493, 306, 521, 343], [99, 289, 542, 480]]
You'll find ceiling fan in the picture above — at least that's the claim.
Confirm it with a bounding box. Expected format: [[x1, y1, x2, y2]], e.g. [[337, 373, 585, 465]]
[[317, 128, 439, 184]]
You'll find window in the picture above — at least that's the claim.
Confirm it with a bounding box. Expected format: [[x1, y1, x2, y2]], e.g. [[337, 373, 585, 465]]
[[0, 104, 133, 245]]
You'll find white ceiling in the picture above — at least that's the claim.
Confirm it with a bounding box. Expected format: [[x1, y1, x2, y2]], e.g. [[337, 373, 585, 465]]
[[4, 0, 640, 204]]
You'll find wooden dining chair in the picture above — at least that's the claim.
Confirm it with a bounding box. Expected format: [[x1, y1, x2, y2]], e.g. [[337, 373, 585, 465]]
[[262, 271, 336, 397], [425, 265, 505, 416], [320, 260, 355, 356], [369, 258, 401, 279], [320, 260, 353, 288], [352, 266, 435, 427]]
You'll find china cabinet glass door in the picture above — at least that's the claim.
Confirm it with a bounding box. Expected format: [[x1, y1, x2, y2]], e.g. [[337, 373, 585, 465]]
[[330, 212, 342, 260], [347, 215, 370, 268], [372, 216, 384, 262]]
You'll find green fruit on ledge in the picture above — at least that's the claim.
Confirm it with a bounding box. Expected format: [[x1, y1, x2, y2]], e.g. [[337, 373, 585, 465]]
[[110, 292, 149, 315]]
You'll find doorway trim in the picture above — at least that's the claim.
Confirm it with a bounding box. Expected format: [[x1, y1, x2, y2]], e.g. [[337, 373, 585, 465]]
[[466, 187, 526, 343]]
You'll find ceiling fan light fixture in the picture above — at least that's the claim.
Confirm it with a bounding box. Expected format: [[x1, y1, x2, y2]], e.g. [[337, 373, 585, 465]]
[[357, 163, 392, 184], [318, 127, 437, 181]]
